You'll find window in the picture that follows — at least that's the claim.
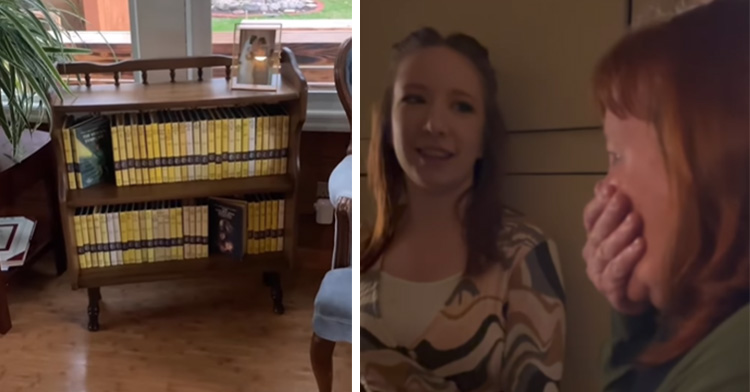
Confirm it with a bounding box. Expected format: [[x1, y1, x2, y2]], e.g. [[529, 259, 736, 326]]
[[210, 1, 352, 89]]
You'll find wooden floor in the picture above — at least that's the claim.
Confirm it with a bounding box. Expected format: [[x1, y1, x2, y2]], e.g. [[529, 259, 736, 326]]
[[0, 254, 351, 392]]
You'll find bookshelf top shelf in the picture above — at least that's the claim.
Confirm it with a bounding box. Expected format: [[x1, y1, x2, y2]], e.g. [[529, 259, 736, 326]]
[[50, 77, 300, 114], [66, 175, 294, 207]]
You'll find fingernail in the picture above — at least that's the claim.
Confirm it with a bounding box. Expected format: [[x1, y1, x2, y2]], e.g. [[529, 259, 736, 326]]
[[625, 213, 634, 224], [630, 238, 642, 250]]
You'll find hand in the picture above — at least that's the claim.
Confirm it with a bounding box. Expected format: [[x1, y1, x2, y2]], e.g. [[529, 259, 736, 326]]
[[582, 181, 649, 315]]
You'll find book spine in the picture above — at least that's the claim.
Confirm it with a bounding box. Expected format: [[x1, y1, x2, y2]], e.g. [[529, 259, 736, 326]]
[[200, 205, 208, 258], [278, 198, 285, 251], [74, 211, 85, 268], [63, 125, 77, 190], [86, 210, 98, 267], [121, 207, 130, 264], [249, 116, 256, 177], [180, 118, 189, 182], [98, 209, 111, 267], [147, 120, 157, 184], [240, 116, 249, 177], [234, 116, 243, 178], [113, 208, 123, 265], [208, 115, 216, 180], [132, 118, 144, 185], [281, 114, 289, 174], [182, 205, 190, 259], [272, 199, 280, 252], [143, 207, 153, 263], [158, 120, 168, 183], [221, 117, 229, 179], [80, 209, 91, 269], [165, 119, 175, 183], [270, 115, 278, 175], [106, 209, 117, 265], [110, 119, 122, 187], [138, 120, 149, 185], [175, 203, 184, 260]]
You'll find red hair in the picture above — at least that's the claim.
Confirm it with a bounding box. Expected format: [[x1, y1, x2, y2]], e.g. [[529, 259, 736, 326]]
[[593, 0, 749, 365]]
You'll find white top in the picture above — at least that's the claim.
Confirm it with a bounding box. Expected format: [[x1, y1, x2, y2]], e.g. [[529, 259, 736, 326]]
[[378, 271, 463, 347], [328, 155, 352, 205]]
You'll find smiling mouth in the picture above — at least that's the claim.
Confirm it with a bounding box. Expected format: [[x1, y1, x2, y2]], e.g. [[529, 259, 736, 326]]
[[417, 147, 454, 160]]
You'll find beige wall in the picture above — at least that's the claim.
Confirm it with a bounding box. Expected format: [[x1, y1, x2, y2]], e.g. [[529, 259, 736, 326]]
[[361, 1, 629, 391]]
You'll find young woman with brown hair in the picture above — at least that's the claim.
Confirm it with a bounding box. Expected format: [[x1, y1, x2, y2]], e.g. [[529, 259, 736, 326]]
[[360, 28, 566, 391], [582, 0, 749, 390]]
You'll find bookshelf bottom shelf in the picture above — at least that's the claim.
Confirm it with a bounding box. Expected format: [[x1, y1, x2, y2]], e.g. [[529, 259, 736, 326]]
[[75, 252, 288, 288]]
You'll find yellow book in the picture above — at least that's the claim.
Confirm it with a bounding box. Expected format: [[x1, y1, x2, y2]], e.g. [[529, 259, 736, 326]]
[[272, 198, 280, 252], [105, 205, 118, 265], [191, 204, 198, 258], [123, 114, 136, 185], [280, 107, 290, 174], [263, 108, 272, 176], [218, 108, 234, 178], [114, 114, 128, 187], [164, 112, 175, 183], [278, 198, 285, 252], [120, 204, 130, 264], [267, 106, 278, 175], [178, 111, 189, 181], [115, 205, 124, 265], [130, 204, 141, 264], [129, 113, 143, 185], [74, 208, 85, 269], [144, 113, 156, 184], [232, 108, 243, 177], [181, 203, 190, 259], [167, 201, 176, 260], [212, 109, 223, 180], [253, 197, 261, 254], [144, 206, 154, 263], [116, 205, 127, 265], [217, 109, 229, 179], [185, 110, 203, 180], [91, 206, 101, 266], [255, 110, 266, 176], [256, 196, 265, 254], [205, 110, 216, 180], [199, 204, 207, 258], [86, 207, 98, 267], [108, 115, 122, 187], [169, 112, 182, 183], [233, 108, 249, 177], [240, 107, 256, 177], [156, 112, 168, 183], [71, 121, 83, 189], [265, 196, 273, 252], [151, 202, 161, 262], [137, 113, 150, 185], [161, 201, 171, 261], [199, 112, 209, 181], [175, 202, 184, 260], [62, 117, 77, 190], [147, 113, 160, 184], [98, 206, 111, 267], [79, 207, 91, 269]]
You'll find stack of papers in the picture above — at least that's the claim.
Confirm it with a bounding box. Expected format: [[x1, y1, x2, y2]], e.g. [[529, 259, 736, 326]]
[[0, 217, 36, 271]]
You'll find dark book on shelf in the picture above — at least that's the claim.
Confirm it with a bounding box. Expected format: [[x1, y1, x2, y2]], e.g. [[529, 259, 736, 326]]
[[208, 197, 247, 260], [72, 115, 113, 189]]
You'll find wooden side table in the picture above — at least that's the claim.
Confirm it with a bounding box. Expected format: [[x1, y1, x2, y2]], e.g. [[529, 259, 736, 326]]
[[0, 129, 66, 334]]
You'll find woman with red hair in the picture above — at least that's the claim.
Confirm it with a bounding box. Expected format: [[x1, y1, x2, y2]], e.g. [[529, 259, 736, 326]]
[[583, 0, 748, 390]]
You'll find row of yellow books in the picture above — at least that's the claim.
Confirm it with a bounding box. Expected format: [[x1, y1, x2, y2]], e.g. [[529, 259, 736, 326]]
[[62, 104, 291, 190], [73, 201, 208, 269]]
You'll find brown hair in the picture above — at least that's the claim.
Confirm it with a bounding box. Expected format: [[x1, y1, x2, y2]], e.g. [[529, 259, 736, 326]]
[[361, 28, 508, 274], [594, 0, 749, 365]]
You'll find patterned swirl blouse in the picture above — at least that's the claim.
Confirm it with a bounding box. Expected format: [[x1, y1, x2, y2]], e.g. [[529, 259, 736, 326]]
[[360, 214, 566, 392]]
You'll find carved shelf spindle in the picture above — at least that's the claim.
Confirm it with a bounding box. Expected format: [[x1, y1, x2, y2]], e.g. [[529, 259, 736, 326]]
[[142, 70, 149, 85], [225, 65, 231, 81], [197, 67, 203, 82], [114, 72, 120, 86], [170, 69, 176, 83], [84, 73, 91, 87]]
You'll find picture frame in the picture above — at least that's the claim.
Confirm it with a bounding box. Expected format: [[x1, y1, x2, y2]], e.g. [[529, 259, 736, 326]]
[[231, 22, 283, 91]]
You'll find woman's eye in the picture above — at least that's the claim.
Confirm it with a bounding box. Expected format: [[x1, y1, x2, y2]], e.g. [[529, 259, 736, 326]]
[[401, 94, 425, 104], [453, 101, 475, 113]]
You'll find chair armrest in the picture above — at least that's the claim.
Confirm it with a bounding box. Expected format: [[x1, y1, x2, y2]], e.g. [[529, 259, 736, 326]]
[[332, 197, 351, 269]]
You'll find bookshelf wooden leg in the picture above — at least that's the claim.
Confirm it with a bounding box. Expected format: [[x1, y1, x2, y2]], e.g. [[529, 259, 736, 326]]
[[87, 287, 101, 332], [262, 271, 285, 315], [0, 278, 11, 334]]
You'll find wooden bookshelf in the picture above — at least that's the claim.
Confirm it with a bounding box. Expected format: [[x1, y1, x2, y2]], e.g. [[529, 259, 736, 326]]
[[50, 50, 308, 331]]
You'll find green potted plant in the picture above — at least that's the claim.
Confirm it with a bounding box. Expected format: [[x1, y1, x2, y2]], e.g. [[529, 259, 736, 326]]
[[0, 0, 89, 162]]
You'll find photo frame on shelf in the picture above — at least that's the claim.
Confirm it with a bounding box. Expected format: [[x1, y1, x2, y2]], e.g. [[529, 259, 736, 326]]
[[231, 22, 283, 91]]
